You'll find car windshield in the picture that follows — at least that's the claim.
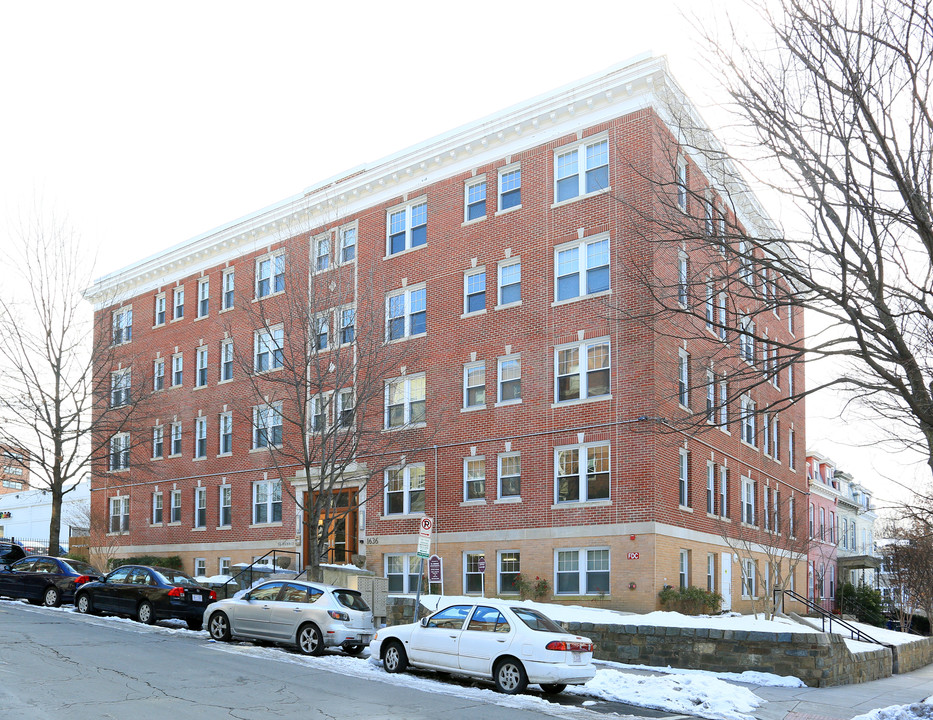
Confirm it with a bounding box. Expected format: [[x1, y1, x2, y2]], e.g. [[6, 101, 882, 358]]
[[62, 560, 99, 575], [333, 589, 369, 611], [510, 607, 567, 633], [154, 569, 200, 587]]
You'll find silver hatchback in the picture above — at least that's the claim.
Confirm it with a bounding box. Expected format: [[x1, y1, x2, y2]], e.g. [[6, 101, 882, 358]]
[[203, 579, 374, 655]]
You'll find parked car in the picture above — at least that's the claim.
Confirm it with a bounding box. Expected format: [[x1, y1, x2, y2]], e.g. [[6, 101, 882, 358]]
[[0, 539, 26, 566], [0, 555, 100, 607], [75, 565, 215, 629], [370, 600, 596, 694], [203, 579, 374, 656]]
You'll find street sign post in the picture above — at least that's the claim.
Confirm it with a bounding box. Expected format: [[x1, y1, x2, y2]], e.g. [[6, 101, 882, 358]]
[[413, 517, 433, 621]]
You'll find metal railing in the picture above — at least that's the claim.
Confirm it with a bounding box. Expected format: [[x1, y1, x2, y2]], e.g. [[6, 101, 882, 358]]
[[774, 588, 893, 648], [214, 550, 302, 599]]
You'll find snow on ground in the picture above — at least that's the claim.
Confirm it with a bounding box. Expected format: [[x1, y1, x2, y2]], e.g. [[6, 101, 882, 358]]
[[851, 701, 933, 720]]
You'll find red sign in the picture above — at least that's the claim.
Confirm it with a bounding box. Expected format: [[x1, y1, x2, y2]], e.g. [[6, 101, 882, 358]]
[[477, 557, 486, 572], [627, 552, 640, 560]]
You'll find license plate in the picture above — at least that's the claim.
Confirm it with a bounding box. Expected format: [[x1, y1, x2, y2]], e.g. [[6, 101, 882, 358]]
[[192, 594, 202, 602], [572, 652, 582, 663]]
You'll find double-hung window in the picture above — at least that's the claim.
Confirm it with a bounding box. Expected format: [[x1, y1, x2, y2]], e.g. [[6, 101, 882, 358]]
[[194, 487, 207, 528], [465, 178, 486, 221], [706, 460, 715, 514], [555, 442, 609, 503], [463, 362, 485, 409], [498, 551, 521, 594], [739, 316, 755, 364], [170, 422, 182, 456], [497, 355, 521, 403], [310, 395, 325, 432], [109, 496, 129, 533], [154, 294, 166, 326], [740, 395, 756, 445], [337, 389, 354, 427], [555, 236, 609, 301], [197, 277, 209, 318], [387, 200, 427, 255], [170, 489, 181, 523], [315, 236, 330, 272], [112, 307, 132, 344], [677, 252, 689, 307], [254, 326, 284, 372], [676, 158, 688, 211], [221, 268, 234, 310], [678, 447, 689, 507], [705, 369, 715, 424], [153, 358, 165, 391], [464, 457, 485, 501], [555, 137, 608, 202], [173, 287, 185, 320], [256, 253, 285, 298], [385, 374, 426, 428], [719, 378, 729, 428], [152, 492, 163, 524], [339, 307, 355, 344], [719, 466, 729, 518], [220, 339, 233, 381], [762, 412, 771, 456], [111, 368, 131, 407], [498, 453, 520, 498], [386, 286, 426, 340], [679, 550, 690, 588], [555, 339, 610, 403], [152, 425, 164, 459], [741, 477, 756, 525], [498, 260, 521, 306], [678, 349, 689, 408], [498, 166, 521, 210], [252, 479, 282, 524], [172, 353, 183, 387], [555, 548, 610, 594], [110, 433, 130, 471], [313, 315, 329, 351], [253, 402, 283, 448], [385, 554, 421, 593], [464, 269, 486, 314], [219, 485, 232, 526], [195, 347, 208, 387], [219, 412, 232, 455], [705, 281, 714, 331], [717, 291, 728, 341], [340, 226, 357, 263], [194, 417, 207, 459], [385, 464, 425, 515]]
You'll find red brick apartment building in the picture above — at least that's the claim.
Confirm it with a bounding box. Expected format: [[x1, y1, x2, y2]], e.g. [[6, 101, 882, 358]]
[[85, 55, 805, 612], [1, 446, 29, 495]]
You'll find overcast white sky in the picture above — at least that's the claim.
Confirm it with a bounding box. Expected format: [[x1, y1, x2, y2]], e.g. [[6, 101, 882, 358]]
[[0, 0, 922, 507]]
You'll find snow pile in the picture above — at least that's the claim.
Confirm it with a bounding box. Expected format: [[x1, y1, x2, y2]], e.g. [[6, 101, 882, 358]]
[[852, 701, 933, 720]]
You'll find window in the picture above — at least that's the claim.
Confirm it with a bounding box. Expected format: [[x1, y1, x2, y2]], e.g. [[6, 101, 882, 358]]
[[196, 347, 208, 387], [707, 553, 716, 592], [705, 281, 714, 331], [172, 353, 183, 387], [385, 554, 421, 593], [154, 294, 166, 326], [340, 227, 357, 263], [256, 253, 285, 298], [679, 549, 689, 589], [676, 157, 687, 211], [741, 477, 756, 525], [153, 358, 165, 391], [556, 339, 610, 402], [740, 395, 755, 445], [310, 395, 325, 432], [387, 200, 427, 254], [152, 425, 164, 459], [498, 551, 520, 594], [555, 236, 609, 301], [220, 339, 233, 381], [315, 236, 330, 272], [110, 433, 130, 471], [112, 307, 132, 345], [254, 326, 284, 372], [555, 442, 609, 503], [771, 415, 780, 459], [498, 260, 521, 306], [253, 402, 283, 448], [738, 240, 754, 286], [464, 457, 485, 501], [739, 316, 755, 364], [222, 268, 234, 310], [313, 315, 329, 351], [194, 487, 207, 528], [742, 558, 756, 597], [704, 194, 714, 236], [385, 464, 425, 515], [252, 479, 282, 524], [498, 453, 520, 498], [717, 291, 727, 341], [842, 517, 849, 549], [819, 507, 826, 540], [677, 252, 689, 307], [111, 368, 131, 407], [464, 269, 486, 314], [219, 485, 232, 527], [789, 495, 796, 536], [197, 277, 209, 318], [762, 412, 771, 456], [465, 179, 486, 221], [152, 492, 163, 524], [719, 378, 728, 428], [170, 489, 181, 523], [706, 460, 715, 514], [719, 465, 729, 518], [464, 552, 486, 593], [555, 137, 608, 202], [173, 287, 185, 320], [194, 417, 207, 459], [463, 362, 485, 409], [109, 496, 129, 533], [170, 422, 182, 456], [386, 286, 426, 340], [678, 349, 689, 408], [384, 374, 426, 428], [337, 389, 354, 427], [678, 447, 689, 507], [555, 548, 610, 594], [809, 503, 815, 537], [789, 427, 796, 469], [219, 412, 232, 455], [497, 356, 521, 403], [498, 166, 522, 211], [194, 558, 206, 577], [788, 363, 794, 396], [705, 369, 715, 424], [339, 307, 355, 344]]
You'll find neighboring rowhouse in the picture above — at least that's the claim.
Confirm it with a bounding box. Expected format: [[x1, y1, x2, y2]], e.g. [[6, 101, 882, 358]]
[[84, 55, 806, 612], [0, 445, 30, 495]]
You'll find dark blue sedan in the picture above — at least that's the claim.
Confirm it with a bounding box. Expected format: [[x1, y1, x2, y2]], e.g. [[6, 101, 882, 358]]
[[0, 555, 101, 607]]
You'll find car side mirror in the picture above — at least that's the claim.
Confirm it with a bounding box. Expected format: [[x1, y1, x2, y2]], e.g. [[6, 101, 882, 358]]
[[420, 617, 429, 627], [97, 576, 105, 582], [243, 593, 251, 601]]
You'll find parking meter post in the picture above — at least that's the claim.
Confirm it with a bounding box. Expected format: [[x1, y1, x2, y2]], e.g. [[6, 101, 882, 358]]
[[413, 557, 425, 622]]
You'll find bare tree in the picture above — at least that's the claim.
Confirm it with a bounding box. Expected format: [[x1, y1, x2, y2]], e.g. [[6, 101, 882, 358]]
[[881, 518, 933, 630]]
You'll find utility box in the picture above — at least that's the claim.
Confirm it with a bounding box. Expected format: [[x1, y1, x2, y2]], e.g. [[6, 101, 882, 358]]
[[358, 575, 389, 626]]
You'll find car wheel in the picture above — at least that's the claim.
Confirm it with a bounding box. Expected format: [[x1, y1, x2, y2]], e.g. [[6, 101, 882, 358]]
[[43, 586, 62, 608], [494, 657, 528, 694], [208, 612, 231, 641], [75, 593, 95, 615], [382, 640, 408, 674], [342, 644, 365, 656], [186, 617, 203, 631], [136, 600, 155, 625], [296, 623, 324, 656], [540, 683, 567, 695]]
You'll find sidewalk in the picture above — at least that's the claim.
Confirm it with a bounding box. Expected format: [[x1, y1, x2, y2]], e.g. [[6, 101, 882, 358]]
[[746, 662, 933, 720]]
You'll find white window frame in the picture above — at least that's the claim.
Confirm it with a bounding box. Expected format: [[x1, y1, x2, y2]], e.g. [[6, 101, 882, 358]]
[[109, 433, 130, 471], [386, 285, 426, 341], [740, 395, 756, 446], [338, 306, 356, 345], [705, 369, 715, 424], [706, 460, 715, 514], [314, 234, 330, 272], [221, 268, 235, 310], [719, 378, 729, 429], [112, 306, 133, 345], [195, 346, 208, 388], [152, 491, 163, 524], [194, 486, 207, 528], [153, 358, 165, 391], [554, 234, 610, 303], [219, 484, 232, 527], [152, 425, 164, 459], [170, 422, 182, 457], [172, 286, 185, 320], [387, 198, 427, 255], [497, 452, 520, 499], [385, 553, 421, 594], [705, 280, 714, 332], [463, 361, 485, 410], [170, 489, 182, 523], [220, 339, 233, 382], [154, 293, 166, 326], [336, 388, 354, 428], [497, 355, 521, 405], [678, 447, 689, 507], [340, 225, 357, 264], [171, 353, 183, 387], [254, 326, 284, 373], [554, 136, 609, 204], [498, 164, 521, 212], [109, 496, 129, 533], [677, 251, 689, 307], [194, 416, 207, 459], [252, 402, 283, 449], [678, 349, 689, 408], [497, 258, 521, 307], [719, 465, 729, 519], [464, 177, 487, 222], [384, 374, 426, 429], [313, 314, 329, 351], [255, 252, 285, 298], [679, 549, 689, 589], [463, 456, 485, 501], [464, 268, 486, 315], [219, 412, 232, 455], [742, 558, 756, 597], [252, 479, 282, 524], [464, 552, 486, 594], [111, 368, 131, 407], [739, 316, 755, 364], [310, 394, 327, 433], [707, 553, 716, 592], [384, 464, 426, 516], [197, 277, 209, 318], [554, 337, 610, 404], [741, 476, 756, 525], [676, 157, 688, 211], [194, 558, 206, 577], [554, 441, 610, 504], [497, 550, 521, 594], [554, 547, 610, 595], [717, 290, 728, 341]]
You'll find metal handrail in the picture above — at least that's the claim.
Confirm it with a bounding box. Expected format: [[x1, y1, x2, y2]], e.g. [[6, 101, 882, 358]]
[[215, 550, 302, 597], [774, 588, 893, 648]]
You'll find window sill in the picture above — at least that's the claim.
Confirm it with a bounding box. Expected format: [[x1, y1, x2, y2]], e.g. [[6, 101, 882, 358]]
[[550, 186, 611, 210], [192, 456, 206, 462], [494, 497, 521, 504], [191, 527, 206, 532], [152, 323, 165, 330], [168, 454, 182, 459], [108, 468, 130, 474], [106, 531, 130, 537], [216, 525, 231, 530], [219, 306, 234, 314], [170, 317, 184, 323], [383, 244, 426, 261], [386, 332, 427, 345], [460, 309, 487, 320], [380, 512, 426, 521], [218, 378, 233, 385], [194, 315, 209, 322], [551, 394, 611, 409], [193, 385, 207, 391], [495, 301, 522, 311], [168, 522, 182, 527], [382, 422, 427, 433], [719, 427, 731, 436], [550, 289, 612, 308], [149, 523, 163, 528], [151, 457, 164, 462], [551, 499, 611, 510], [679, 505, 694, 513], [494, 399, 522, 408], [252, 290, 285, 303], [740, 439, 759, 451], [461, 405, 486, 413], [461, 216, 486, 228], [248, 522, 283, 529], [169, 384, 182, 390], [460, 500, 486, 507], [679, 403, 691, 413], [495, 204, 522, 217], [216, 452, 232, 458], [249, 446, 280, 454]]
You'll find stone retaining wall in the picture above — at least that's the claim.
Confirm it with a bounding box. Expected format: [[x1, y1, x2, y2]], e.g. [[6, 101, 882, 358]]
[[892, 636, 933, 674]]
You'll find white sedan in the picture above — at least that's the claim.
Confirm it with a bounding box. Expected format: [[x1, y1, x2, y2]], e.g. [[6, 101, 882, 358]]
[[370, 600, 595, 694]]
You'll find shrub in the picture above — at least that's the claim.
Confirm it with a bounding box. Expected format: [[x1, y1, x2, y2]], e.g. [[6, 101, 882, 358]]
[[514, 574, 551, 601], [108, 555, 184, 571], [658, 585, 723, 615], [838, 582, 886, 627]]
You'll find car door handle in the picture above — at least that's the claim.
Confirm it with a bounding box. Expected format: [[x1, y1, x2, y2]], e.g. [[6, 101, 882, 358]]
[[449, 635, 457, 638], [293, 608, 302, 612]]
